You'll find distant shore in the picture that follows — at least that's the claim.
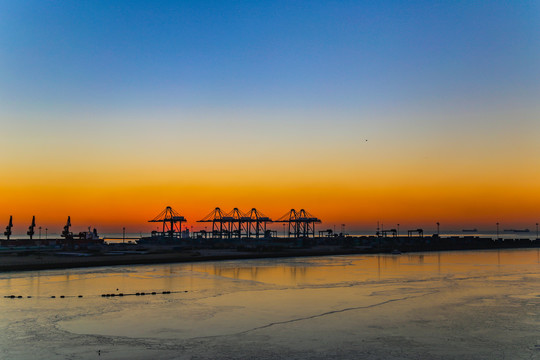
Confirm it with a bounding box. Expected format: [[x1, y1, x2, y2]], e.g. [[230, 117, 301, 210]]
[[1, 243, 539, 273]]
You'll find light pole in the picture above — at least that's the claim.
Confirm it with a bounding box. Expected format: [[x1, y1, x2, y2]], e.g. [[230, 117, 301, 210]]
[[436, 222, 440, 236], [282, 223, 286, 238], [397, 224, 400, 237], [39, 226, 42, 240], [496, 222, 499, 240], [45, 228, 48, 240]]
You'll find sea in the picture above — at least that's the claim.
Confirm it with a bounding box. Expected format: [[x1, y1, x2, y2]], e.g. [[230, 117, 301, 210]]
[[0, 249, 539, 359]]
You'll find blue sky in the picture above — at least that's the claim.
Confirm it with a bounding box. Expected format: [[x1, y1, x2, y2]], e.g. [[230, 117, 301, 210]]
[[2, 1, 538, 111]]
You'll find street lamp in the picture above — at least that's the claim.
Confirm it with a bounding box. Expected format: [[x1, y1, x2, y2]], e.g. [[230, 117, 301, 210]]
[[397, 224, 400, 237], [39, 226, 42, 240], [496, 222, 500, 240], [45, 228, 48, 240], [436, 222, 440, 236]]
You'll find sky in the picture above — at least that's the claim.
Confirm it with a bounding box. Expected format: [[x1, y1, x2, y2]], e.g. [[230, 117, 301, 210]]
[[1, 1, 539, 235]]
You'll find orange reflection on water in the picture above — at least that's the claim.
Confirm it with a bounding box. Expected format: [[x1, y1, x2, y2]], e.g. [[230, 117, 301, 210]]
[[188, 249, 540, 286], [0, 249, 538, 298]]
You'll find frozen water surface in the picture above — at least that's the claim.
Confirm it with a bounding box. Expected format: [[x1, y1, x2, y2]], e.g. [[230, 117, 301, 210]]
[[0, 249, 539, 359]]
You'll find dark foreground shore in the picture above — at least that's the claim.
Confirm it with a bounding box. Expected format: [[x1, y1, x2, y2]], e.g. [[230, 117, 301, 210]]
[[1, 242, 539, 272], [0, 247, 373, 272]]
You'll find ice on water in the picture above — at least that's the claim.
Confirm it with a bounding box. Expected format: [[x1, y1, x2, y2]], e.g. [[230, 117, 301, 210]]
[[1, 249, 539, 359]]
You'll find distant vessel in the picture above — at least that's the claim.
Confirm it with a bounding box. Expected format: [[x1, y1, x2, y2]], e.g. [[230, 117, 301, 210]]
[[462, 229, 478, 233], [503, 229, 530, 233]]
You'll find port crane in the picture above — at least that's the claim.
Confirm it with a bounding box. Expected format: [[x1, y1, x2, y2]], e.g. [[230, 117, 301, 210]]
[[198, 207, 227, 238], [242, 208, 272, 238], [275, 209, 321, 238], [27, 216, 35, 239], [223, 208, 244, 238], [149, 206, 186, 239], [61, 216, 73, 238], [198, 208, 273, 239], [4, 216, 13, 240]]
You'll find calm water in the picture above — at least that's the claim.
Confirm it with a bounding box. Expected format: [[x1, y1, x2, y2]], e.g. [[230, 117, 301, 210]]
[[1, 249, 539, 359]]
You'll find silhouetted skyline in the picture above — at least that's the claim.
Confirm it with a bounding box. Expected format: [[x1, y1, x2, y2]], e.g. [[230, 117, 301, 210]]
[[1, 1, 539, 231]]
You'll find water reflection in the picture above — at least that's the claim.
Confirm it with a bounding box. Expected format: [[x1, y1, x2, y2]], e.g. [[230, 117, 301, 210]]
[[204, 263, 311, 286], [0, 249, 538, 297], [194, 249, 538, 287], [1, 249, 539, 359]]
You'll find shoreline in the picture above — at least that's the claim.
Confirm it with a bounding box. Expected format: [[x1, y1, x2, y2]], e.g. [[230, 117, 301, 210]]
[[0, 248, 368, 272], [1, 244, 539, 273]]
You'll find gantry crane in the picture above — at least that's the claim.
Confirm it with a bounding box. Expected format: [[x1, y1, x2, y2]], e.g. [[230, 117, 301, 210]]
[[149, 206, 187, 239], [275, 209, 321, 238]]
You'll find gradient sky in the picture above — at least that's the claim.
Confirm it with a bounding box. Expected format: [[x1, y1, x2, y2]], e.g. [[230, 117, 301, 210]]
[[1, 1, 539, 235]]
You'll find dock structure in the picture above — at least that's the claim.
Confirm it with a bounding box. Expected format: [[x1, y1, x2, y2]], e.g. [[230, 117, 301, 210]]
[[148, 206, 186, 239], [198, 208, 273, 239], [275, 209, 321, 238]]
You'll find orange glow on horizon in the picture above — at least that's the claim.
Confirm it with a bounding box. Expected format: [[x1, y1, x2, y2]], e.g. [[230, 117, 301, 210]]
[[1, 170, 539, 235], [2, 106, 539, 234]]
